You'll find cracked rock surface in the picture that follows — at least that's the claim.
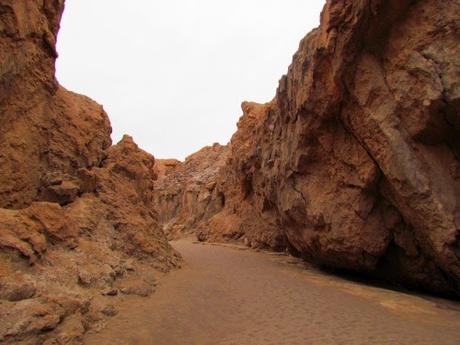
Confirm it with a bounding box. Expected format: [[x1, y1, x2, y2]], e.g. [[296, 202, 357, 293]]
[[0, 1, 180, 344], [157, 0, 460, 296]]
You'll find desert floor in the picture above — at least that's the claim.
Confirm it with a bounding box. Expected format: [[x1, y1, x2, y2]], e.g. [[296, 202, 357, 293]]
[[85, 238, 460, 345]]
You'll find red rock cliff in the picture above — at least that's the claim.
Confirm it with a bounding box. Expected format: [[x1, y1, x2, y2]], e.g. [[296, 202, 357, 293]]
[[0, 2, 179, 343], [267, 0, 460, 295], [163, 0, 460, 296], [154, 144, 228, 239]]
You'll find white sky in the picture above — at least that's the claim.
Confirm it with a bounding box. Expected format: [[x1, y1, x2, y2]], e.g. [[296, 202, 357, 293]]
[[56, 0, 325, 160]]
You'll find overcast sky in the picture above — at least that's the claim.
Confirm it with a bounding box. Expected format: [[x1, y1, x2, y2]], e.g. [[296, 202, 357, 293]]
[[56, 0, 325, 160]]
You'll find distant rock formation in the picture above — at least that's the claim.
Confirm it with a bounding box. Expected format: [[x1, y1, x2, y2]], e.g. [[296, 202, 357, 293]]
[[195, 103, 287, 250], [154, 144, 228, 239], [0, 2, 179, 343], [158, 0, 460, 296]]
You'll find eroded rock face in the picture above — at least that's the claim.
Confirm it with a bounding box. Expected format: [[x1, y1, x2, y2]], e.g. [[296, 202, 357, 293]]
[[154, 144, 229, 239], [163, 0, 460, 296], [0, 0, 111, 209], [0, 2, 180, 343], [196, 103, 286, 250], [236, 0, 460, 295], [264, 0, 460, 295]]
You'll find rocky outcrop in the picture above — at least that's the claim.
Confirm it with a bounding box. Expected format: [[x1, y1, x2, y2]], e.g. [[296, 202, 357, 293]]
[[0, 0, 111, 209], [196, 103, 286, 250], [0, 2, 179, 344], [268, 0, 460, 296], [162, 0, 460, 296], [154, 159, 181, 181], [154, 144, 228, 239]]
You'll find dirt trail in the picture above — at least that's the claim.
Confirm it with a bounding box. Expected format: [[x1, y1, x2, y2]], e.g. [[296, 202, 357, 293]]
[[85, 239, 460, 345]]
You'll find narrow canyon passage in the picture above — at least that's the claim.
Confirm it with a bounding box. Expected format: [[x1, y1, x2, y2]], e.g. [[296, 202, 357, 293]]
[[85, 239, 460, 345]]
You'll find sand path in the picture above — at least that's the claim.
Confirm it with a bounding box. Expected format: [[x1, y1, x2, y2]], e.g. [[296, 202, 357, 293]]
[[85, 239, 460, 345]]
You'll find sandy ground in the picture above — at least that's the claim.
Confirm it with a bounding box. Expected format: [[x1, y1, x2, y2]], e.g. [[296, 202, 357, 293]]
[[85, 239, 460, 345]]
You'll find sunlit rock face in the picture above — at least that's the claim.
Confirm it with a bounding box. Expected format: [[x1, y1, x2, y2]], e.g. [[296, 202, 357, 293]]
[[0, 2, 180, 343], [162, 0, 460, 296]]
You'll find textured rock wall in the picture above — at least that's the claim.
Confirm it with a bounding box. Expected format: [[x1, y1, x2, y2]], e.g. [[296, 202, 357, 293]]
[[196, 102, 286, 250], [162, 0, 460, 296], [0, 2, 179, 344], [0, 0, 111, 209], [154, 144, 228, 239], [266, 0, 460, 295]]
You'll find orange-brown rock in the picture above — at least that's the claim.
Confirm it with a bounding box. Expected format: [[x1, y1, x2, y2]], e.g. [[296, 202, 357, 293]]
[[154, 158, 181, 180], [196, 103, 286, 250], [236, 0, 459, 295], [0, 0, 111, 208], [0, 2, 179, 343], [154, 144, 228, 239], [264, 0, 460, 296], [162, 0, 460, 296]]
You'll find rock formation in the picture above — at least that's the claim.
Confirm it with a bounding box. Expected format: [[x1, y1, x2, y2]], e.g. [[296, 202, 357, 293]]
[[158, 0, 460, 296], [195, 103, 286, 250], [154, 144, 228, 239], [0, 1, 179, 344], [2, 2, 459, 342]]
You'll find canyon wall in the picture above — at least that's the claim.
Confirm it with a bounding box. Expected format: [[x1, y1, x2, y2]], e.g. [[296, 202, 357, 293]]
[[158, 0, 460, 296], [195, 102, 287, 250], [154, 144, 228, 239], [4, 1, 458, 343], [0, 1, 179, 344]]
